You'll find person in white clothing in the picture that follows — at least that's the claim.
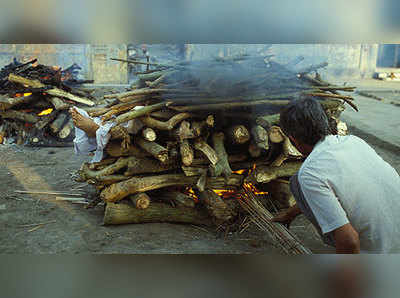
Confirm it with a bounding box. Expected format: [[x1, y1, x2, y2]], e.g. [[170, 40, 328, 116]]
[[272, 96, 400, 253]]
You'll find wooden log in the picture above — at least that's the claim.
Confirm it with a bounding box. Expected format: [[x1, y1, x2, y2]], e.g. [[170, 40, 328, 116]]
[[140, 112, 191, 130], [210, 132, 232, 178], [87, 175, 130, 185], [46, 97, 70, 110], [156, 191, 195, 208], [8, 74, 95, 106], [105, 141, 149, 158], [100, 173, 244, 203], [100, 174, 199, 202], [101, 102, 141, 122], [147, 70, 178, 88], [271, 136, 303, 167], [88, 108, 110, 117], [256, 114, 280, 128], [172, 120, 197, 141], [304, 92, 358, 111], [228, 125, 250, 144], [109, 125, 131, 148], [35, 112, 58, 130], [251, 125, 269, 150], [180, 139, 194, 166], [0, 110, 39, 123], [0, 94, 34, 110], [58, 118, 74, 139], [191, 154, 248, 166], [49, 113, 68, 134], [110, 57, 167, 67], [118, 94, 151, 104], [124, 155, 175, 176], [255, 99, 345, 129], [196, 170, 208, 192], [194, 138, 219, 165], [137, 70, 166, 81], [182, 166, 208, 177], [170, 99, 291, 112], [198, 189, 233, 223], [206, 174, 243, 189], [251, 161, 303, 183], [0, 123, 5, 144], [191, 116, 214, 136], [115, 102, 169, 124], [79, 158, 130, 181], [104, 201, 212, 226], [248, 141, 262, 158], [268, 126, 284, 143], [104, 88, 170, 100], [136, 136, 168, 163], [88, 158, 117, 170], [130, 193, 151, 210], [126, 118, 145, 135], [150, 110, 178, 120], [142, 127, 157, 142]]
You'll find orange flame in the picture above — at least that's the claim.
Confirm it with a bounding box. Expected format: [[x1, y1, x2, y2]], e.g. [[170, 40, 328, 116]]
[[38, 108, 54, 116], [14, 92, 32, 98], [212, 189, 236, 199], [232, 169, 246, 175]]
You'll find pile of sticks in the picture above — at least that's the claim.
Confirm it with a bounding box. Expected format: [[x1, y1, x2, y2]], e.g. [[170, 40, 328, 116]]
[[0, 59, 96, 146], [78, 55, 355, 229]]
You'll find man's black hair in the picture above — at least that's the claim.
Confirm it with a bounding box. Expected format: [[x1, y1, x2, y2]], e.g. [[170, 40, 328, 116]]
[[279, 96, 332, 146]]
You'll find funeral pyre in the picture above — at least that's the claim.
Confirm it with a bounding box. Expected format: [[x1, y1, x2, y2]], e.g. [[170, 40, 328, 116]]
[[0, 58, 95, 146], [77, 55, 355, 252]]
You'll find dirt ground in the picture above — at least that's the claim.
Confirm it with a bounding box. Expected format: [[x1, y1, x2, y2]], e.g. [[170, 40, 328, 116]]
[[1, 123, 399, 254]]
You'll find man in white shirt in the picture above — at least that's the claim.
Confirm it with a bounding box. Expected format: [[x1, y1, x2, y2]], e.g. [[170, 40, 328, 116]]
[[272, 96, 400, 253]]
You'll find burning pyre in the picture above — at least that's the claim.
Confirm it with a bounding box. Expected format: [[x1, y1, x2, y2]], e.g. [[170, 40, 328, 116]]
[[76, 52, 354, 254], [0, 58, 95, 146]]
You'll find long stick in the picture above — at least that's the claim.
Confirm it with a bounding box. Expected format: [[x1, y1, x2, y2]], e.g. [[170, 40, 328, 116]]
[[115, 102, 170, 124], [110, 58, 169, 67], [8, 74, 95, 106]]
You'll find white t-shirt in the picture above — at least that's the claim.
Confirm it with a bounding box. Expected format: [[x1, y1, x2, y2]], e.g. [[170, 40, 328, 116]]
[[298, 135, 400, 253]]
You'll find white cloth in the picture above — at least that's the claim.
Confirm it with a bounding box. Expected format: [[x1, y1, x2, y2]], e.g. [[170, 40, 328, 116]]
[[298, 135, 400, 253], [73, 106, 144, 163]]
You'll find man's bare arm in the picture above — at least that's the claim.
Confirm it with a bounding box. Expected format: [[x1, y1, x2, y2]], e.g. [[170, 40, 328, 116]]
[[334, 223, 360, 254]]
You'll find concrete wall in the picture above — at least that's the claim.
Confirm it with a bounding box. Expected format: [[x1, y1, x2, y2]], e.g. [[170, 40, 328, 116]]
[[0, 44, 128, 84], [186, 44, 380, 80], [0, 44, 381, 83]]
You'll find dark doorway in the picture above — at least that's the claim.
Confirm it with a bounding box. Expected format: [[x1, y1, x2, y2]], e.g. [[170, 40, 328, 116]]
[[377, 44, 400, 68]]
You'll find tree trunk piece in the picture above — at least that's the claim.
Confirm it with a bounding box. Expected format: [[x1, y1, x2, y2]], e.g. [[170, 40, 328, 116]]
[[136, 137, 169, 163], [140, 112, 191, 130], [130, 193, 151, 209], [49, 113, 68, 134], [198, 189, 233, 223], [104, 202, 212, 226], [210, 132, 232, 178], [180, 139, 194, 166], [194, 138, 219, 165]]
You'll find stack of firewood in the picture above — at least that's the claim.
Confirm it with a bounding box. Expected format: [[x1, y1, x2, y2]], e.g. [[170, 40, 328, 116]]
[[78, 55, 355, 228], [0, 58, 95, 146]]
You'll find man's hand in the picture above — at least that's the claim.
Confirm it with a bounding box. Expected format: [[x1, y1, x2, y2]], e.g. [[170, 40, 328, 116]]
[[271, 205, 302, 229]]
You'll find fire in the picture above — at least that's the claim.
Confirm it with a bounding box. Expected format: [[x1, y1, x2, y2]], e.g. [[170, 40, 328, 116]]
[[38, 108, 54, 116], [14, 92, 32, 98], [212, 189, 236, 198], [185, 187, 198, 201], [244, 182, 268, 196], [233, 169, 246, 175]]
